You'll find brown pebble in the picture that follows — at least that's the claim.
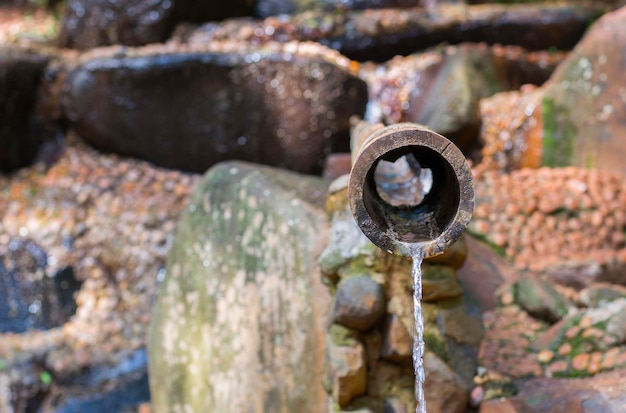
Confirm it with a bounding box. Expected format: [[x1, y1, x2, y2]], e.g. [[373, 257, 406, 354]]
[[557, 343, 572, 356], [572, 353, 590, 371], [537, 349, 554, 363]]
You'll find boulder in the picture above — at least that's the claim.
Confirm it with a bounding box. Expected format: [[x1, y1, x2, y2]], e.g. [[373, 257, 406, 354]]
[[148, 161, 332, 413], [480, 368, 626, 413], [180, 3, 602, 62], [0, 46, 52, 172], [59, 42, 367, 174], [57, 0, 254, 49], [254, 0, 415, 18], [542, 6, 626, 174]]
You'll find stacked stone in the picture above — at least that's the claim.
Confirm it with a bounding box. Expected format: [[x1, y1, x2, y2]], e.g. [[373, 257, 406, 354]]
[[318, 176, 483, 413], [470, 167, 626, 280]]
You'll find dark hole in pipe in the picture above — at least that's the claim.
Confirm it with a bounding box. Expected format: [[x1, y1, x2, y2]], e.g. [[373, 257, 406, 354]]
[[364, 146, 461, 244]]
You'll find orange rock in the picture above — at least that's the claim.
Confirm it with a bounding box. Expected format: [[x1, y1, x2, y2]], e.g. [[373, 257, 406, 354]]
[[572, 353, 590, 371]]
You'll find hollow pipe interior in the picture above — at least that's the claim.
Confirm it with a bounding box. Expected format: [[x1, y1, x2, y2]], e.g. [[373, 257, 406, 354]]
[[349, 123, 474, 258]]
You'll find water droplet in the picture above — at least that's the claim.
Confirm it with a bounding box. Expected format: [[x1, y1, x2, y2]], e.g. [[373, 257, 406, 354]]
[[237, 136, 248, 146], [28, 300, 41, 314], [156, 268, 166, 283], [229, 167, 239, 175]]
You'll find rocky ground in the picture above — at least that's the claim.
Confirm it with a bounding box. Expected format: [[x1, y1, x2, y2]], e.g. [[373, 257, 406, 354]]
[[3, 0, 626, 412]]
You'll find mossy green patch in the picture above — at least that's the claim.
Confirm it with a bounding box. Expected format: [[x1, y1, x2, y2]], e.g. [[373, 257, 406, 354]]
[[542, 96, 577, 167]]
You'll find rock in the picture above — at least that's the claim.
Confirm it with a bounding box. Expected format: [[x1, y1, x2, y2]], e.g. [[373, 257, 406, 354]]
[[532, 298, 626, 377], [254, 0, 415, 18], [39, 349, 150, 413], [361, 44, 501, 154], [515, 275, 570, 323], [57, 0, 253, 49], [422, 265, 464, 302], [383, 397, 407, 413], [579, 282, 626, 308], [181, 3, 602, 62], [470, 167, 626, 283], [456, 235, 522, 312], [326, 333, 368, 407], [479, 368, 626, 413], [478, 85, 544, 173], [320, 190, 481, 410], [0, 238, 75, 333], [425, 235, 468, 270], [380, 314, 412, 363], [59, 42, 367, 174], [148, 161, 332, 413], [0, 135, 198, 412], [423, 353, 469, 413], [0, 46, 53, 172], [333, 275, 386, 332], [542, 6, 626, 174]]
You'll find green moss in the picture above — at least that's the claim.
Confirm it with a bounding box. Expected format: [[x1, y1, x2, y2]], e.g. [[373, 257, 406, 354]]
[[542, 96, 576, 167], [424, 331, 449, 363], [329, 324, 360, 347]]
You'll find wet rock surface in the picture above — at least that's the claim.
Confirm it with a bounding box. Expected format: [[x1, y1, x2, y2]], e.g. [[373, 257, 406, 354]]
[[57, 42, 367, 174], [57, 0, 253, 49], [0, 134, 198, 413], [319, 178, 482, 412], [148, 161, 331, 413], [180, 3, 602, 62]]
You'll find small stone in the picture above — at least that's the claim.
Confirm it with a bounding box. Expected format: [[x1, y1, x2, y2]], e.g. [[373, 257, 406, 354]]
[[333, 276, 385, 332], [469, 386, 484, 408], [536, 350, 554, 364], [602, 348, 620, 369], [557, 343, 572, 356], [501, 292, 515, 306], [327, 338, 367, 407], [572, 353, 590, 371], [546, 360, 569, 376], [588, 352, 603, 375], [579, 315, 593, 329], [565, 326, 581, 339]]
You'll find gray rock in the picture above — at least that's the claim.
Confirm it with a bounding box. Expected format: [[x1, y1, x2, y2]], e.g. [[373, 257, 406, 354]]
[[0, 46, 53, 172], [333, 275, 386, 332], [148, 161, 332, 413], [60, 43, 367, 174], [579, 282, 626, 308], [515, 275, 570, 323]]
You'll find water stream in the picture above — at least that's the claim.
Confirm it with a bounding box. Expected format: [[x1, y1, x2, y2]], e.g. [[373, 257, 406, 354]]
[[410, 247, 427, 413]]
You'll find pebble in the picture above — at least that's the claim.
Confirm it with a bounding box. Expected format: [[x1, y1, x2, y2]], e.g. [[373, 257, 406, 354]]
[[0, 135, 200, 374]]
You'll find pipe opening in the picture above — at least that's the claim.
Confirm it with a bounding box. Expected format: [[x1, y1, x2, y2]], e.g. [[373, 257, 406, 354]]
[[364, 145, 461, 244], [373, 153, 433, 208]]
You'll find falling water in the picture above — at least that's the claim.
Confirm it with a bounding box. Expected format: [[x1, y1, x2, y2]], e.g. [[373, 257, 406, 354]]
[[411, 247, 427, 413]]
